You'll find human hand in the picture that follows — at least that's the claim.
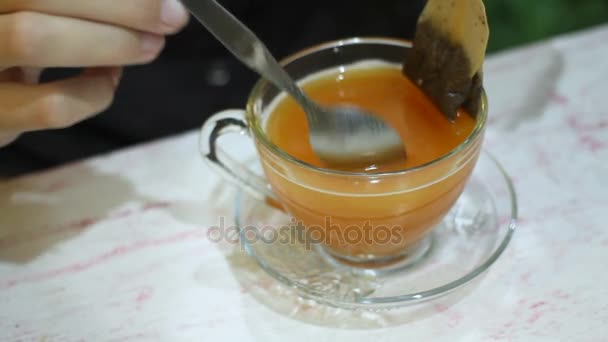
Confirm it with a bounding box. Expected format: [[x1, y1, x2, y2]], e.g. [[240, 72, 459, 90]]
[[0, 0, 190, 146]]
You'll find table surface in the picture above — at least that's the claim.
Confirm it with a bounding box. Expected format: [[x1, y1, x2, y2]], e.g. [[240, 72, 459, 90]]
[[1, 24, 608, 342]]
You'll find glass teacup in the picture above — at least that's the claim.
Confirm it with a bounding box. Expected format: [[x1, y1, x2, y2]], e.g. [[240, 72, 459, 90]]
[[200, 37, 487, 267]]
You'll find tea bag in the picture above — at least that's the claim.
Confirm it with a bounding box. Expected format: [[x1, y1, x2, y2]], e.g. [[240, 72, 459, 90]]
[[402, 0, 489, 120]]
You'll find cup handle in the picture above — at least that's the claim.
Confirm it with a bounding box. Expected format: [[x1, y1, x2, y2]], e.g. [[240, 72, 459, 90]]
[[200, 109, 277, 202]]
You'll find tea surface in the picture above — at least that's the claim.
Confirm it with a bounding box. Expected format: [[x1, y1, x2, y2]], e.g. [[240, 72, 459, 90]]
[[266, 63, 477, 173]]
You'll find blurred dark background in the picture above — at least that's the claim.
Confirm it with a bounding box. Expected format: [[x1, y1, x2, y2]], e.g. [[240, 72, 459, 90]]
[[1, 0, 607, 177]]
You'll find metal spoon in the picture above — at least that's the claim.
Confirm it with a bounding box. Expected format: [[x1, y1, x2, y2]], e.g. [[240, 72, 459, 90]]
[[181, 0, 406, 167]]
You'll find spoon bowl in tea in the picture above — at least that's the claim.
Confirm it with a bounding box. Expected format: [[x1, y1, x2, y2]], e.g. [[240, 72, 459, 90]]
[[181, 0, 407, 167]]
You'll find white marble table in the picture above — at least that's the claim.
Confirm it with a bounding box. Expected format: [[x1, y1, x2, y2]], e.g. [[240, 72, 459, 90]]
[[1, 24, 608, 341]]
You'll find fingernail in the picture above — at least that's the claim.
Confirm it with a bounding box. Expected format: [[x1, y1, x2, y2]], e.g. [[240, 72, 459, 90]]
[[161, 0, 189, 29], [141, 33, 164, 56]]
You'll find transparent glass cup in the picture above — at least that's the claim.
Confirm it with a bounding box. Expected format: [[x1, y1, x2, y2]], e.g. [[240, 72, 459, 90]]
[[200, 37, 487, 267]]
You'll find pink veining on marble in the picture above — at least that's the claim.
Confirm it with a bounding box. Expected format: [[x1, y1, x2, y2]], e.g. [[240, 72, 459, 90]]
[[530, 301, 547, 310], [134, 286, 155, 308], [433, 304, 464, 328], [580, 134, 607, 152], [520, 271, 532, 284], [552, 290, 571, 300], [567, 114, 608, 132], [550, 92, 570, 105], [527, 301, 548, 325], [0, 228, 206, 289]]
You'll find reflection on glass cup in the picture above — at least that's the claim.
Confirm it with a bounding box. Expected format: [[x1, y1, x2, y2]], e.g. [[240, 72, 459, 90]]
[[201, 38, 487, 267]]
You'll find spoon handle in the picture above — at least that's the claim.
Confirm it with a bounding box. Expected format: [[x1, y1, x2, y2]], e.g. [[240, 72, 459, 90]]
[[181, 0, 314, 110]]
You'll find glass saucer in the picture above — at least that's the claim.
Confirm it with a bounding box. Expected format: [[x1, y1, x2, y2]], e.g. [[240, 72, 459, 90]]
[[234, 151, 517, 310]]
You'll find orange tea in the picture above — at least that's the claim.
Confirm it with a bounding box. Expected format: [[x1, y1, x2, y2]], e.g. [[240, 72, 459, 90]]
[[266, 63, 476, 173], [258, 61, 482, 262]]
